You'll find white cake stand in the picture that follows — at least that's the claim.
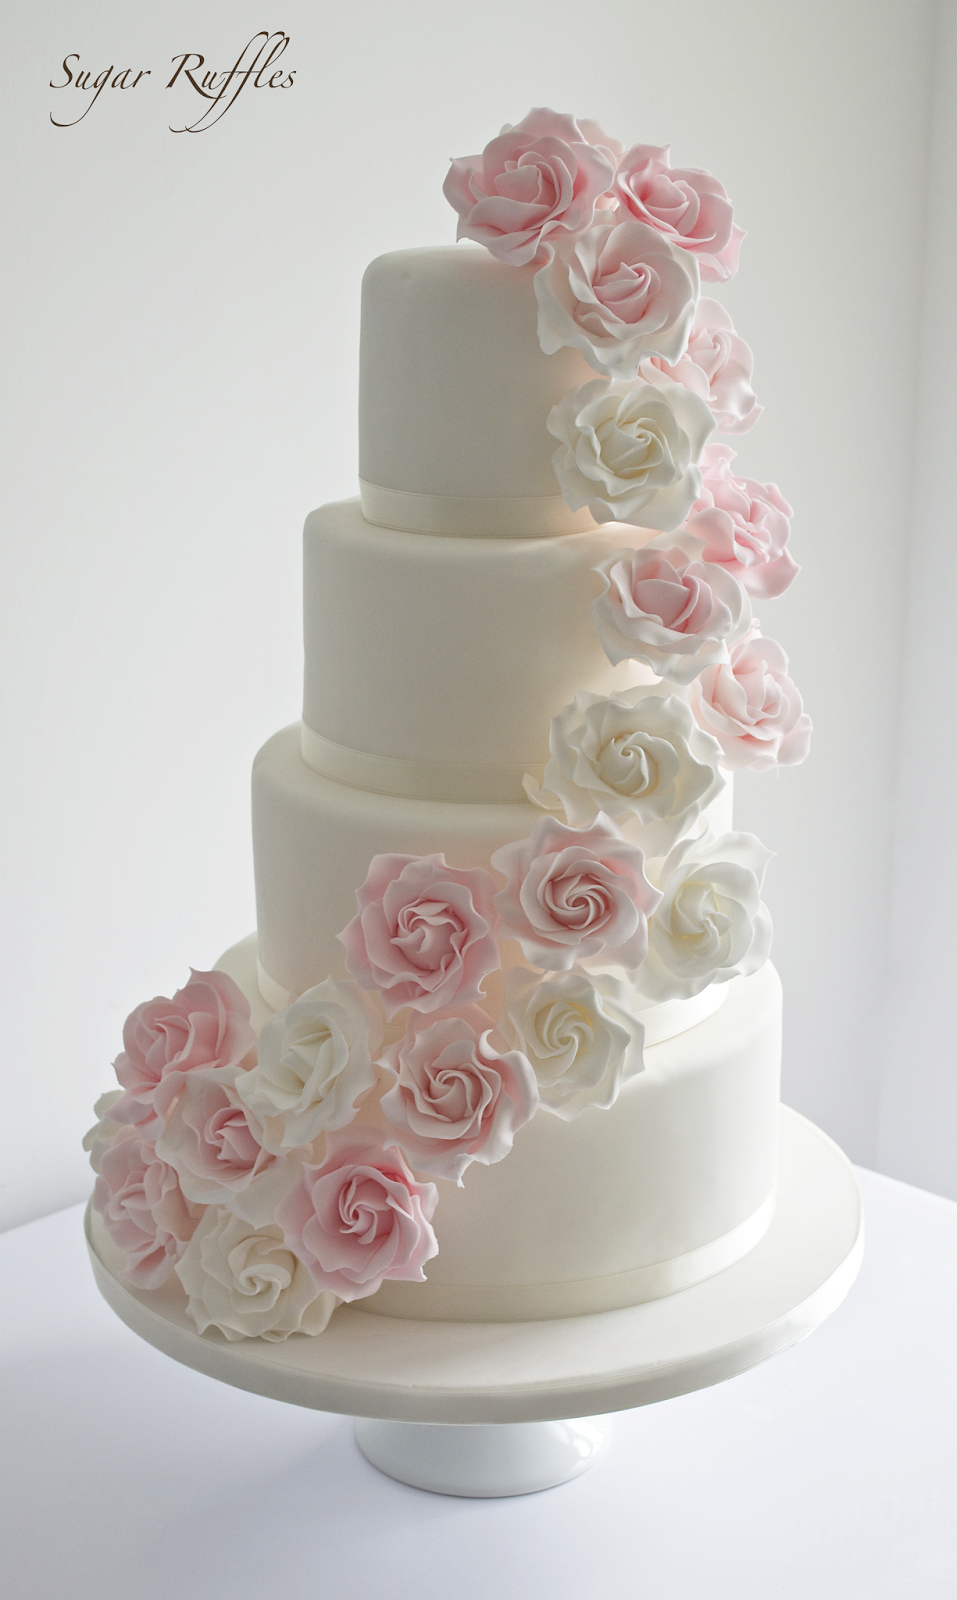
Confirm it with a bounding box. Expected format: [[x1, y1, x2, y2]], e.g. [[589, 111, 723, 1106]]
[[86, 1105, 862, 1498]]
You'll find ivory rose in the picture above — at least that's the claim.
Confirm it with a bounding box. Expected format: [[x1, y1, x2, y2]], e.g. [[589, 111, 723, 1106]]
[[175, 1211, 338, 1342], [111, 969, 256, 1135], [640, 299, 761, 434], [235, 978, 382, 1152], [685, 445, 798, 599], [378, 1007, 538, 1183], [491, 813, 661, 972], [443, 107, 617, 267], [154, 1070, 297, 1227], [339, 853, 499, 1018], [534, 219, 699, 377], [636, 831, 773, 1000], [613, 145, 744, 282], [275, 1128, 439, 1301], [92, 1126, 201, 1289], [690, 625, 812, 771], [547, 377, 714, 529], [592, 544, 751, 684], [526, 685, 724, 851], [503, 965, 645, 1120]]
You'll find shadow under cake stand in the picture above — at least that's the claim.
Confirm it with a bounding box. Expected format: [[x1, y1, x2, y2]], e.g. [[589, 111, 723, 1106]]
[[86, 1105, 862, 1498]]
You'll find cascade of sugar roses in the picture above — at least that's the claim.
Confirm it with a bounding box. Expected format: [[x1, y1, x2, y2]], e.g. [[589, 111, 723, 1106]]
[[86, 109, 809, 1342]]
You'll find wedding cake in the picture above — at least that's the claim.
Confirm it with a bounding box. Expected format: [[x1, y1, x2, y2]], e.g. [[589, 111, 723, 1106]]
[[86, 111, 810, 1341]]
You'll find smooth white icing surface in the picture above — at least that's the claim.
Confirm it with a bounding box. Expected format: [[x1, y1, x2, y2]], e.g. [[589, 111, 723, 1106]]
[[216, 939, 779, 1321], [302, 500, 651, 791], [359, 247, 599, 507]]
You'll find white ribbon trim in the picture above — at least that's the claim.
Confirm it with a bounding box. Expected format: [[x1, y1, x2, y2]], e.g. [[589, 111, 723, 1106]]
[[257, 958, 293, 1014], [300, 721, 544, 805], [359, 479, 597, 540], [363, 1188, 777, 1322]]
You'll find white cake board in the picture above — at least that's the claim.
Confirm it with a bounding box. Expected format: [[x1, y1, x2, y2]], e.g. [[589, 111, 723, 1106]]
[[86, 1106, 862, 1497]]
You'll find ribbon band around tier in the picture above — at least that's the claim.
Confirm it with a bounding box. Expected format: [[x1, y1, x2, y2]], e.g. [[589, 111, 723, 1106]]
[[359, 480, 597, 540], [300, 722, 544, 804], [361, 1189, 777, 1322]]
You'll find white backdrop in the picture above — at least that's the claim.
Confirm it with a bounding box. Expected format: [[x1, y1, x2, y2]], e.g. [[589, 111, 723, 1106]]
[[2, 0, 952, 1232]]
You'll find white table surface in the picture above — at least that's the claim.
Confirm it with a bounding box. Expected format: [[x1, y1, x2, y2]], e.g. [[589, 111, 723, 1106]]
[[2, 1168, 954, 1600]]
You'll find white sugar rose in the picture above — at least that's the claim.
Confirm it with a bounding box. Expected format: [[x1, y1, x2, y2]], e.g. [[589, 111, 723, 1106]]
[[534, 220, 699, 379], [547, 377, 714, 530], [503, 965, 644, 1120], [592, 544, 751, 684], [175, 1210, 338, 1342], [525, 686, 724, 852], [235, 979, 382, 1154], [636, 831, 773, 1001]]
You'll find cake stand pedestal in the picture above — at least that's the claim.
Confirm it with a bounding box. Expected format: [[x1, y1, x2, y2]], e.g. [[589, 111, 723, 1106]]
[[86, 1106, 862, 1498]]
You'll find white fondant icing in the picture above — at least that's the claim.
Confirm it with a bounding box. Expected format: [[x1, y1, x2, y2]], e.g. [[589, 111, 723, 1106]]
[[359, 248, 599, 505], [302, 501, 652, 782]]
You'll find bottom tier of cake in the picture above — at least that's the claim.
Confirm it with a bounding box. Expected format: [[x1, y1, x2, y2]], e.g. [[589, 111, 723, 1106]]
[[217, 938, 781, 1323]]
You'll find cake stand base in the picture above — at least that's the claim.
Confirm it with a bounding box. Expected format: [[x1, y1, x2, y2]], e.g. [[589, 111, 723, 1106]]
[[354, 1415, 608, 1496], [86, 1106, 862, 1498]]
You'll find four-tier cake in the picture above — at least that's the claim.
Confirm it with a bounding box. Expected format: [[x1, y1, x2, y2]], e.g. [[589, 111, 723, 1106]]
[[86, 110, 810, 1342]]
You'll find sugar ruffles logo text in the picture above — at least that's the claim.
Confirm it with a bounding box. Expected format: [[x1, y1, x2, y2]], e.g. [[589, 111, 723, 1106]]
[[49, 31, 295, 132]]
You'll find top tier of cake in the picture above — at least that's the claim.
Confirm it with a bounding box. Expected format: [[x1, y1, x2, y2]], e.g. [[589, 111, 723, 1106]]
[[358, 247, 598, 536]]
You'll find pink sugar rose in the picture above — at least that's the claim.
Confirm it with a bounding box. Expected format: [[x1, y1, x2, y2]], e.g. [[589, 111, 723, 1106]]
[[491, 813, 661, 972], [339, 853, 499, 1019], [154, 1070, 287, 1222], [640, 298, 761, 434], [690, 624, 812, 771], [685, 444, 799, 599], [379, 1007, 539, 1184], [592, 544, 751, 685], [534, 219, 700, 378], [613, 146, 744, 283], [111, 969, 256, 1134], [443, 107, 617, 267], [275, 1128, 439, 1302], [93, 1126, 201, 1290]]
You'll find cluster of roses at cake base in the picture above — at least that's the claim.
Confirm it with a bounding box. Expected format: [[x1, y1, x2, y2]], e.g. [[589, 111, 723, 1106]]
[[88, 796, 772, 1342]]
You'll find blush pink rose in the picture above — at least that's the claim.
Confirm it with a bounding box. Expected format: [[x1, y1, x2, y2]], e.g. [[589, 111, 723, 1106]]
[[685, 444, 799, 599], [613, 146, 744, 282], [534, 219, 699, 378], [640, 299, 761, 434], [491, 813, 661, 971], [93, 1127, 201, 1289], [154, 1070, 279, 1209], [592, 545, 751, 685], [690, 625, 812, 771], [379, 1007, 539, 1184], [111, 969, 256, 1134], [339, 853, 499, 1019], [275, 1128, 439, 1301], [443, 107, 617, 267]]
